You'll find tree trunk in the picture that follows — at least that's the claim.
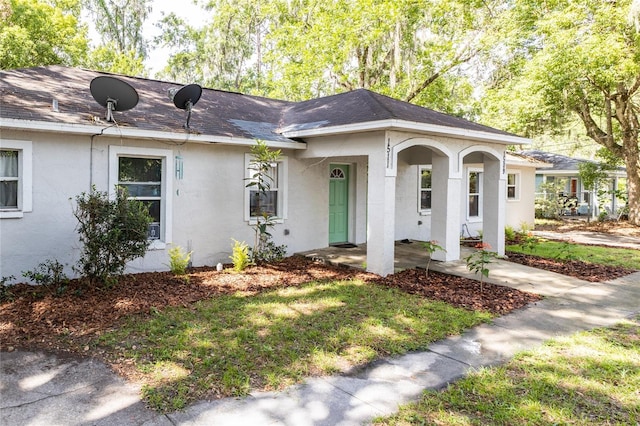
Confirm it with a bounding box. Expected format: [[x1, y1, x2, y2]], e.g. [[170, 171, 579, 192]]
[[622, 136, 640, 225]]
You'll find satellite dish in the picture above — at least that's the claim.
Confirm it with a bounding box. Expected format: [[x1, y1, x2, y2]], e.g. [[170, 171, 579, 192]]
[[90, 76, 139, 122], [168, 84, 202, 129]]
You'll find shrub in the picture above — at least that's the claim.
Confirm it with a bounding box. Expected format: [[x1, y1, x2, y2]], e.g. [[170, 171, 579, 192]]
[[73, 187, 152, 286], [519, 232, 540, 252], [249, 240, 287, 264], [22, 259, 69, 295], [167, 245, 192, 276], [504, 225, 516, 243], [230, 239, 250, 271], [0, 276, 15, 302]]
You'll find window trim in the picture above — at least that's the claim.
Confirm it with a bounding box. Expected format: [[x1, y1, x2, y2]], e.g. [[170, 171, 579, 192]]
[[244, 153, 288, 224], [467, 168, 483, 221], [417, 165, 432, 215], [109, 146, 173, 249], [0, 140, 32, 219], [506, 171, 520, 201]]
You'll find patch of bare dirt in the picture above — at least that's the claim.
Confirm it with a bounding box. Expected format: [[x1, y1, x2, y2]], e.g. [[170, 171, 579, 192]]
[[1, 256, 543, 355]]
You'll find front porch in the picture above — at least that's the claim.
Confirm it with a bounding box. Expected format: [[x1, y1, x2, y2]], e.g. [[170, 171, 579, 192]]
[[298, 240, 474, 274]]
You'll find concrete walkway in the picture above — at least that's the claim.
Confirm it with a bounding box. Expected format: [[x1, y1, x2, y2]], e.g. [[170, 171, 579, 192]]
[[2, 241, 639, 425]]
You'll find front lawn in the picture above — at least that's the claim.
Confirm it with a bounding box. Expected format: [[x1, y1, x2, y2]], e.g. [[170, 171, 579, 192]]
[[507, 240, 640, 270], [375, 315, 640, 425], [96, 278, 492, 411]]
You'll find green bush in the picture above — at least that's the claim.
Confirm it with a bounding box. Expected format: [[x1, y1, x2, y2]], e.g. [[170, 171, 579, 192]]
[[230, 239, 250, 272], [0, 275, 15, 303], [73, 187, 152, 286], [22, 259, 69, 295], [167, 245, 192, 276], [504, 225, 516, 243]]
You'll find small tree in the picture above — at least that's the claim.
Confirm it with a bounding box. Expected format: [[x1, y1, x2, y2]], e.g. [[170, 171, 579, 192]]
[[423, 240, 445, 276], [245, 140, 286, 263], [73, 187, 152, 286], [464, 242, 497, 293]]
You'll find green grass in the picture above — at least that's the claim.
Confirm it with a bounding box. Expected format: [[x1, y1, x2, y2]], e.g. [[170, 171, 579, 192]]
[[94, 279, 492, 412], [375, 315, 640, 425], [507, 240, 640, 270]]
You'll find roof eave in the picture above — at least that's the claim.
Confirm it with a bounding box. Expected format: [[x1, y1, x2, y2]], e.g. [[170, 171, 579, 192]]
[[0, 118, 307, 150], [281, 119, 531, 145]]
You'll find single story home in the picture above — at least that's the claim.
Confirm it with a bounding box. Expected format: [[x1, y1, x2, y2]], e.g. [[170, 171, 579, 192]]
[[1, 66, 532, 279], [519, 150, 627, 218]]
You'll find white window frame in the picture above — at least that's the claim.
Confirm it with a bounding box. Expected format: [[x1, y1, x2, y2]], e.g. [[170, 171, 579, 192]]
[[467, 168, 483, 221], [417, 165, 432, 215], [506, 172, 520, 201], [109, 146, 173, 250], [244, 153, 288, 224], [0, 140, 32, 219]]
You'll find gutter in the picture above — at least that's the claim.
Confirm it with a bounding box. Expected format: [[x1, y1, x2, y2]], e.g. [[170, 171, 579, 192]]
[[281, 118, 531, 146], [0, 118, 307, 150]]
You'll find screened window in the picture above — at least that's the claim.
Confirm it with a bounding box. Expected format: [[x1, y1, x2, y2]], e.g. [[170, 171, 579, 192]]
[[245, 153, 288, 222], [0, 150, 19, 209], [419, 166, 432, 211], [507, 173, 518, 200], [118, 157, 163, 240], [0, 140, 32, 218], [249, 163, 279, 218], [468, 171, 481, 218]]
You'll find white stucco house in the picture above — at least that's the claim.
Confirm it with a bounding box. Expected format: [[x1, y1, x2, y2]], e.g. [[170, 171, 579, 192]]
[[520, 150, 627, 218], [1, 66, 533, 279]]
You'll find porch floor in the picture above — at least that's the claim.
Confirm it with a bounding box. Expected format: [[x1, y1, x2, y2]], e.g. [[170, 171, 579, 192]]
[[298, 240, 474, 274]]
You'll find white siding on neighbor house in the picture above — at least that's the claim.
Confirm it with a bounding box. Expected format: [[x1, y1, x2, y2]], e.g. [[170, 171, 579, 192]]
[[505, 165, 536, 230]]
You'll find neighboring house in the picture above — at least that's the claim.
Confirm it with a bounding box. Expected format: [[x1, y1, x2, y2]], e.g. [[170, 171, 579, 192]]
[[1, 66, 531, 279], [519, 150, 627, 218]]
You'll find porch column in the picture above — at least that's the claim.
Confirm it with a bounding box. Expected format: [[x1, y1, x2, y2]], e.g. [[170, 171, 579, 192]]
[[482, 156, 505, 256], [430, 154, 461, 261], [366, 152, 396, 276]]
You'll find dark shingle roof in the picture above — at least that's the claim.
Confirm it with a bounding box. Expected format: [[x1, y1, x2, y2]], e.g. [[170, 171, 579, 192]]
[[1, 66, 521, 142], [518, 150, 593, 171], [1, 66, 294, 141], [280, 89, 515, 137]]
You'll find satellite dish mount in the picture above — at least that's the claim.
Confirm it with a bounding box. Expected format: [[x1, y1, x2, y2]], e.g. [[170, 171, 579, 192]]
[[90, 76, 139, 122], [169, 84, 202, 129]]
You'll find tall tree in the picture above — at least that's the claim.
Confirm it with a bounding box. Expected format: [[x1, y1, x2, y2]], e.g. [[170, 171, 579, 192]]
[[264, 0, 497, 112], [156, 0, 270, 91], [159, 0, 498, 115], [482, 0, 640, 225], [85, 0, 150, 75], [0, 0, 88, 69]]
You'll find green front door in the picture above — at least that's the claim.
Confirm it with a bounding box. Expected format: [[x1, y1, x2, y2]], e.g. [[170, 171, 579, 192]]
[[329, 164, 349, 244]]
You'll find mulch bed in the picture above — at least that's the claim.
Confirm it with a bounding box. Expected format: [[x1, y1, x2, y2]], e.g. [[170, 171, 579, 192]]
[[2, 251, 633, 355], [505, 252, 637, 282]]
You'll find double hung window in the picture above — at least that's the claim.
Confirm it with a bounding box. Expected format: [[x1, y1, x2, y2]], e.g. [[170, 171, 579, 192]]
[[245, 153, 288, 222], [118, 157, 163, 239], [468, 171, 482, 218], [0, 150, 19, 209], [249, 163, 279, 217], [507, 173, 519, 200], [109, 146, 172, 246], [0, 140, 32, 218]]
